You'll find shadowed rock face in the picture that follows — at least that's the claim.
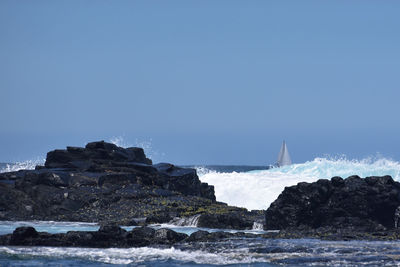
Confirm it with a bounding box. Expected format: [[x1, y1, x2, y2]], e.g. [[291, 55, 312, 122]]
[[0, 141, 220, 224], [196, 213, 254, 229], [265, 175, 400, 231]]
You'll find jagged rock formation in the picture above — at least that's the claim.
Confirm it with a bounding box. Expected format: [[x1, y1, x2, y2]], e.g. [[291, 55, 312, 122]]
[[0, 141, 258, 229], [265, 175, 400, 231]]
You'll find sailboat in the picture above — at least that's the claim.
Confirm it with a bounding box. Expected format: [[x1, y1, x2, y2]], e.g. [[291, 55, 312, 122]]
[[276, 141, 292, 167]]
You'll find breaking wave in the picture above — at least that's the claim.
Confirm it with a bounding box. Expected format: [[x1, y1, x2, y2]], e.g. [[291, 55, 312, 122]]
[[2, 238, 400, 266], [0, 159, 44, 173], [198, 156, 400, 210], [110, 136, 165, 163]]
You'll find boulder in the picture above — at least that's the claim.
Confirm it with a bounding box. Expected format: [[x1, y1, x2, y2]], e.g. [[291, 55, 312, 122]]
[[10, 227, 38, 245], [91, 224, 128, 247], [186, 230, 255, 242], [154, 228, 187, 244], [197, 213, 254, 229], [187, 230, 231, 242], [265, 175, 400, 231]]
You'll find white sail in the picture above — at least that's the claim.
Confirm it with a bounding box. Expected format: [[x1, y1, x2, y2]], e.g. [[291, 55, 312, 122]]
[[277, 141, 292, 167]]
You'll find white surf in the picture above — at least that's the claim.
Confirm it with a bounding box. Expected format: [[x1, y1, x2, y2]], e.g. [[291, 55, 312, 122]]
[[198, 156, 400, 210]]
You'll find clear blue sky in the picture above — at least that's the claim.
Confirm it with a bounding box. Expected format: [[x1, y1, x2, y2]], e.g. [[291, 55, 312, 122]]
[[1, 1, 399, 165]]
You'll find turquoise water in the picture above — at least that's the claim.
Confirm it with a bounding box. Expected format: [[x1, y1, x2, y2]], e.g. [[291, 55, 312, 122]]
[[0, 221, 99, 235]]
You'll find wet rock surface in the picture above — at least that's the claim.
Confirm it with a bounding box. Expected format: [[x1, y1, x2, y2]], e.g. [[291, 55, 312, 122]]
[[265, 175, 400, 233], [0, 225, 188, 248], [0, 141, 258, 229]]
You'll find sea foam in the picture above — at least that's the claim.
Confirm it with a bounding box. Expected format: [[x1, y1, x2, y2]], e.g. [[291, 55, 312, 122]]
[[0, 159, 44, 173], [198, 156, 400, 210], [0, 246, 265, 265]]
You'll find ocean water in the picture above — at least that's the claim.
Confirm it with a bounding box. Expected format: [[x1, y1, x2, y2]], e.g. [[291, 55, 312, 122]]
[[2, 156, 400, 265], [2, 227, 400, 266]]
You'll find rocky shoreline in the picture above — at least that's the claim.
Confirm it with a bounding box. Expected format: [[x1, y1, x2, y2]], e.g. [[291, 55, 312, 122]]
[[2, 140, 400, 245]]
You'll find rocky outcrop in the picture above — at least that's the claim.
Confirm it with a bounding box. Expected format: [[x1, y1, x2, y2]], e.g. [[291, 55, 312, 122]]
[[0, 225, 187, 248], [0, 141, 258, 228], [0, 141, 221, 223], [265, 175, 400, 231]]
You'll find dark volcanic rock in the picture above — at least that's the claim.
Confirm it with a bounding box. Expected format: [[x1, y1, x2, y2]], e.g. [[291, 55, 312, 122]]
[[145, 213, 172, 224], [265, 175, 400, 231], [154, 228, 187, 244], [186, 230, 257, 242], [10, 227, 39, 245], [0, 225, 189, 248], [154, 163, 215, 201], [0, 226, 264, 248], [197, 213, 254, 229], [127, 226, 157, 246], [187, 230, 232, 242], [45, 141, 152, 169], [0, 141, 260, 227]]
